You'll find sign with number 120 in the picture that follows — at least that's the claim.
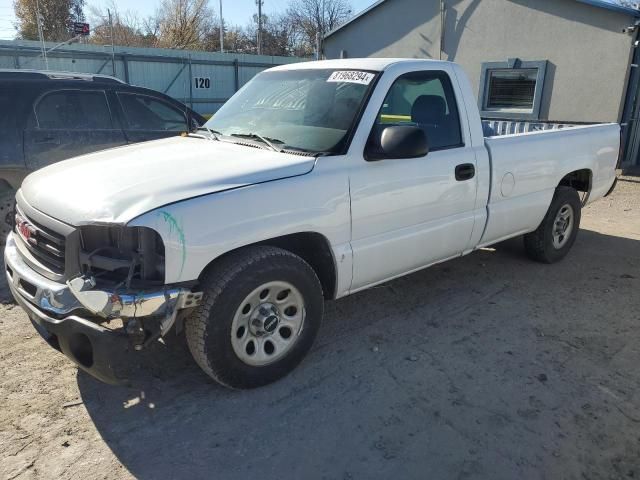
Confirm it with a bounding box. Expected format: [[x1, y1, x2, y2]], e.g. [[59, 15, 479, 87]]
[[194, 77, 211, 89]]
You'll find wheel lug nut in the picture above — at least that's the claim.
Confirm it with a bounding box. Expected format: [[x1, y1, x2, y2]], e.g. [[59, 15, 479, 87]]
[[259, 307, 268, 316], [252, 319, 262, 327]]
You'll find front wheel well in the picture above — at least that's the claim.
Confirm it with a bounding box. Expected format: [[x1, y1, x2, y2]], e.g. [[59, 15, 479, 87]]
[[200, 232, 338, 299]]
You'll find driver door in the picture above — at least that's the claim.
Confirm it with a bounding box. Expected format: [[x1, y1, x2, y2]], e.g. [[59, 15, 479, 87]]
[[349, 69, 478, 291]]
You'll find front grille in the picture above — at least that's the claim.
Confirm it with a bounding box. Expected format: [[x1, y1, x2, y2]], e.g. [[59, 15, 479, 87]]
[[15, 208, 66, 275]]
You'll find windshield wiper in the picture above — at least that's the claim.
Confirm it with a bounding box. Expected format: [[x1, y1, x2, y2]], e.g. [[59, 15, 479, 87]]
[[195, 126, 222, 141], [230, 133, 284, 152], [281, 146, 331, 157]]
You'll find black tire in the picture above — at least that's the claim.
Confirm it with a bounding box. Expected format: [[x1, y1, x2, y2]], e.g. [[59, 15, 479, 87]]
[[185, 246, 324, 389], [0, 189, 15, 246], [523, 186, 581, 263]]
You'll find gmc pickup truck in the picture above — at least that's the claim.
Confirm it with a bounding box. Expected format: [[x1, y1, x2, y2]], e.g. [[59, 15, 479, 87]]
[[6, 59, 619, 389]]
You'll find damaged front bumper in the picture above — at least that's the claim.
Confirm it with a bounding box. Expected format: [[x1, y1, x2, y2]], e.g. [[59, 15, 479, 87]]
[[5, 233, 202, 384]]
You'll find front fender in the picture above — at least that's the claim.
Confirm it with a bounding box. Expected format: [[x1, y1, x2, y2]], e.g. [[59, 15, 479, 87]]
[[128, 159, 352, 293]]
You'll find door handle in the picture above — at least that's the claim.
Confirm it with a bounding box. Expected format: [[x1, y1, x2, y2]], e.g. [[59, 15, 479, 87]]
[[455, 163, 475, 181]]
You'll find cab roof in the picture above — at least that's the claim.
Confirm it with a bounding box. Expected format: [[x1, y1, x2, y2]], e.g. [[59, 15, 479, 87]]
[[267, 58, 453, 72]]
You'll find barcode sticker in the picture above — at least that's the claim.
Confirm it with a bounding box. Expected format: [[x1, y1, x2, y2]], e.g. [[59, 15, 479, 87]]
[[327, 71, 375, 85]]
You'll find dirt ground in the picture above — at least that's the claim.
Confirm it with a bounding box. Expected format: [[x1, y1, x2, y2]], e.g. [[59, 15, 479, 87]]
[[1, 178, 639, 480]]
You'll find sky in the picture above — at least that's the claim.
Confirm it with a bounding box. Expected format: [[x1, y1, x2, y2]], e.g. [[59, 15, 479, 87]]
[[0, 0, 378, 40]]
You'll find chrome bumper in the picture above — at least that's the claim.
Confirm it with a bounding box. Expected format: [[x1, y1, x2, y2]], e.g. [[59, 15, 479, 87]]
[[5, 232, 203, 384], [8, 275, 131, 384], [5, 232, 201, 323]]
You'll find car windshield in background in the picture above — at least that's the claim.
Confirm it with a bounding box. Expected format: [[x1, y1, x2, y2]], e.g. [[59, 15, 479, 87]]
[[204, 69, 378, 155]]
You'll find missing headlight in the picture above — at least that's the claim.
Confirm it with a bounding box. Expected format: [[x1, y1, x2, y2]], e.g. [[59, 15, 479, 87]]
[[79, 226, 165, 287]]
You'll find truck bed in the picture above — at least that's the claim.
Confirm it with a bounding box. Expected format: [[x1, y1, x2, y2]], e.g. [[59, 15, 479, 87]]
[[478, 123, 619, 247]]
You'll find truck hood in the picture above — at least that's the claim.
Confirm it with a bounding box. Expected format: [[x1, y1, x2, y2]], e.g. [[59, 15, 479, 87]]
[[20, 136, 317, 226]]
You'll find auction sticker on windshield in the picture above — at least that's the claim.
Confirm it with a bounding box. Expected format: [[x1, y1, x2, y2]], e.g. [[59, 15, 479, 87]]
[[327, 71, 375, 85]]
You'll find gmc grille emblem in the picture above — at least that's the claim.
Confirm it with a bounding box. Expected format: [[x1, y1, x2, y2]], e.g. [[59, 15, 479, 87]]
[[15, 213, 37, 246]]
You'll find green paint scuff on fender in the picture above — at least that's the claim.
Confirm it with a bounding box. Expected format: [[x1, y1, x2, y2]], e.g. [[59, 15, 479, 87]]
[[159, 210, 187, 280]]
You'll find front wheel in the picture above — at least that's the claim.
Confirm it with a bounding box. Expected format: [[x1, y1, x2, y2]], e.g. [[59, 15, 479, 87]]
[[523, 186, 581, 263], [185, 246, 324, 389]]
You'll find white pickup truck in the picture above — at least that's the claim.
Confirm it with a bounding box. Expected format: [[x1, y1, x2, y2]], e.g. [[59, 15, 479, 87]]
[[6, 59, 619, 389]]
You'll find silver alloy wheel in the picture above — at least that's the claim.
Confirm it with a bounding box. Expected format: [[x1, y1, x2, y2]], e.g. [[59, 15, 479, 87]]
[[552, 204, 574, 249], [230, 280, 306, 366]]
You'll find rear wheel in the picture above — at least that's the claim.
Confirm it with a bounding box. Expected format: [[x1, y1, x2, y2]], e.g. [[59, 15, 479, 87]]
[[185, 246, 324, 389], [523, 186, 581, 263]]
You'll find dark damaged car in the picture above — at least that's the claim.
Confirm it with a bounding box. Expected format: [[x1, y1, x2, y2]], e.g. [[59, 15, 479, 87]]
[[0, 69, 205, 240]]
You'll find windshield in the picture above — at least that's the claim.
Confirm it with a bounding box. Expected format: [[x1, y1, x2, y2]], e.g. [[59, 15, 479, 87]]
[[204, 69, 378, 154]]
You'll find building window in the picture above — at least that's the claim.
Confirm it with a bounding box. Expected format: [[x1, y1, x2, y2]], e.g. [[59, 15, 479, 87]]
[[479, 59, 547, 120]]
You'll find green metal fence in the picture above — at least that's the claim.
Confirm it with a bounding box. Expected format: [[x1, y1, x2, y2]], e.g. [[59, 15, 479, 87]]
[[0, 39, 307, 114]]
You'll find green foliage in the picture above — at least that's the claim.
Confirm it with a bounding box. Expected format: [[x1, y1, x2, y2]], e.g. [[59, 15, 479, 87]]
[[14, 0, 85, 41]]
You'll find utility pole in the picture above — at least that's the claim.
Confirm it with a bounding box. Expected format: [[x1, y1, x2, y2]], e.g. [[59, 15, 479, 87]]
[[319, 0, 325, 59], [439, 0, 445, 60], [108, 9, 116, 76], [35, 0, 48, 70], [219, 0, 224, 52], [256, 0, 263, 55]]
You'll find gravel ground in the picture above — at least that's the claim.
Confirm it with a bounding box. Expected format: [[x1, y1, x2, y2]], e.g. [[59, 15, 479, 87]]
[[1, 177, 639, 480]]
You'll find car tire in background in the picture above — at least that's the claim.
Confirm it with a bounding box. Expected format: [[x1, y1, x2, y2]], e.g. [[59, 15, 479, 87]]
[[0, 190, 15, 245], [185, 246, 324, 389], [523, 186, 582, 264]]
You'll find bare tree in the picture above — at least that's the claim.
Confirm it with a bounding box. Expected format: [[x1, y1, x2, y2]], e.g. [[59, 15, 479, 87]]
[[273, 13, 314, 57], [154, 0, 218, 50], [14, 0, 85, 41], [240, 13, 296, 56], [285, 0, 351, 54], [223, 0, 353, 57], [82, 0, 352, 57], [89, 1, 156, 47], [221, 25, 253, 53]]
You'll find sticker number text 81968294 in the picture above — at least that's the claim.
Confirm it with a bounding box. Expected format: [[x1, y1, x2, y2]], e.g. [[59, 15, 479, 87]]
[[327, 71, 375, 85]]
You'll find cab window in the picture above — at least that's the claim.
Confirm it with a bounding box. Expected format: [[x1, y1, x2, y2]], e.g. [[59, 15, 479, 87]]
[[376, 71, 463, 151]]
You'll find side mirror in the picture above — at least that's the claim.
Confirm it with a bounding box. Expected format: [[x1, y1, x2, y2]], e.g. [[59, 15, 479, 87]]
[[366, 125, 429, 161]]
